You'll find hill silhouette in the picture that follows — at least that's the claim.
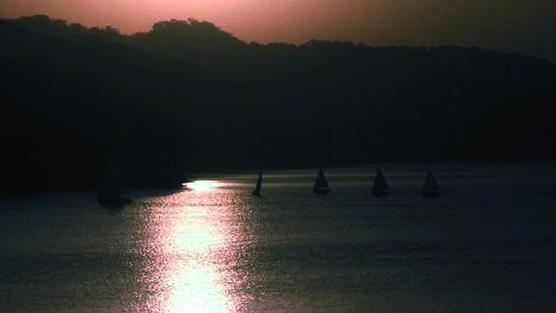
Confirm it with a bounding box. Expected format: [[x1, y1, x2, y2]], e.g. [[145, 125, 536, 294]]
[[128, 18, 245, 57], [1, 15, 555, 195]]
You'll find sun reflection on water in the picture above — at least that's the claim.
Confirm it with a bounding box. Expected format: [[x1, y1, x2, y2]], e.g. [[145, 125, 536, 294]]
[[166, 262, 231, 313], [184, 180, 220, 191], [169, 215, 224, 255], [144, 180, 245, 313]]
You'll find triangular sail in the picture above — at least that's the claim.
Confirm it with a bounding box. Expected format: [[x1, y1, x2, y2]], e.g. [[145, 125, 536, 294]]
[[423, 168, 442, 197], [317, 167, 329, 188], [252, 168, 263, 196], [314, 167, 331, 193], [372, 168, 391, 197]]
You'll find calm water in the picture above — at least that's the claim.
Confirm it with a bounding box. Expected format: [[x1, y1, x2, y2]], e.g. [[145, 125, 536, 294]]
[[1, 164, 556, 313]]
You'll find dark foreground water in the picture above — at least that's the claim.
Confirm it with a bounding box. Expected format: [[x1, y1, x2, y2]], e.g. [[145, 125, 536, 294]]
[[1, 164, 556, 313]]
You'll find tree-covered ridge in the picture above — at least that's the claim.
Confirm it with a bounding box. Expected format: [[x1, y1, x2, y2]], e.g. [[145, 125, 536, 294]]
[[1, 15, 555, 195]]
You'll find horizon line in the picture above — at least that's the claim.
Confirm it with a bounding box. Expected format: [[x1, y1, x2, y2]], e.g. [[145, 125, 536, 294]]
[[3, 13, 552, 63]]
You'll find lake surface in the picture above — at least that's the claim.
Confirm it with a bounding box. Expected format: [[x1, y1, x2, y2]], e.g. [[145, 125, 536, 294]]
[[1, 164, 556, 313]]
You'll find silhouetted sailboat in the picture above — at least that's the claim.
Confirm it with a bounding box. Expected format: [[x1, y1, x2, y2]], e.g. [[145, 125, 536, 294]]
[[314, 166, 331, 194], [372, 168, 391, 197], [422, 167, 442, 198], [97, 159, 132, 206], [252, 168, 263, 196]]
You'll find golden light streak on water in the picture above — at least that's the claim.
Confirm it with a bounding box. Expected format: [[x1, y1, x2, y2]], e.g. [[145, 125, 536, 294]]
[[184, 180, 221, 192], [166, 262, 231, 313], [143, 180, 245, 313]]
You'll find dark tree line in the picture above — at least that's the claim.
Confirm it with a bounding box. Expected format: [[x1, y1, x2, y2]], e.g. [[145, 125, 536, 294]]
[[1, 15, 555, 195]]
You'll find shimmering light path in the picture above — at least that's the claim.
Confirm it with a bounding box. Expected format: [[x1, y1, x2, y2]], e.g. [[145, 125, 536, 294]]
[[1, 167, 556, 313], [141, 180, 251, 313]]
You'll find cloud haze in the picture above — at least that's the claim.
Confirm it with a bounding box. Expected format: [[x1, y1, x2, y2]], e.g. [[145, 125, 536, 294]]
[[1, 0, 555, 60]]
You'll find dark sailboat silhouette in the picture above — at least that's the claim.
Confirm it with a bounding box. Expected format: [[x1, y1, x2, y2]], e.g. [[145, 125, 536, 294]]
[[372, 168, 391, 197], [97, 159, 132, 206], [422, 167, 442, 198], [252, 168, 263, 196], [314, 166, 331, 194]]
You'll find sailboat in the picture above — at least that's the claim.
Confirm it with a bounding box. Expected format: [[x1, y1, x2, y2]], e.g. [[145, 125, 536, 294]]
[[313, 166, 331, 194], [252, 168, 263, 196], [97, 159, 132, 206], [422, 167, 442, 198], [372, 167, 391, 197]]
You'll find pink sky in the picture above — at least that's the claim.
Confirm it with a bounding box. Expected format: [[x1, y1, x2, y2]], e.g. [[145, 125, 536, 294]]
[[1, 0, 555, 59]]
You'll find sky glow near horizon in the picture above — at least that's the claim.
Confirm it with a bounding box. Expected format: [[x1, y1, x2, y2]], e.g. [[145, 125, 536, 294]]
[[1, 0, 555, 59]]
